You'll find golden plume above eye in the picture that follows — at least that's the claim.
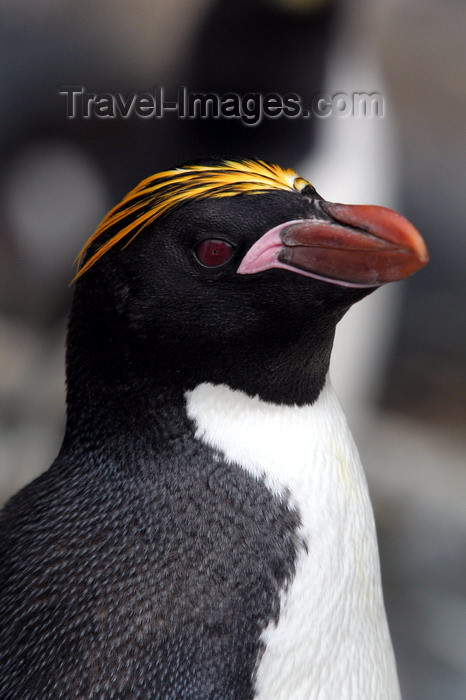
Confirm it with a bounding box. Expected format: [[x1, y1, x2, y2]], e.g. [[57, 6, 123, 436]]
[[72, 158, 312, 282]]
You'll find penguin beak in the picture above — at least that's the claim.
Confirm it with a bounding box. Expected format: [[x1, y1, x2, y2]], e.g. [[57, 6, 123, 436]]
[[237, 202, 429, 287]]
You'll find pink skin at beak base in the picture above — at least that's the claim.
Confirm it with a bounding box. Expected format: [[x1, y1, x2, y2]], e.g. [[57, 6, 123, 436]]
[[236, 220, 377, 288]]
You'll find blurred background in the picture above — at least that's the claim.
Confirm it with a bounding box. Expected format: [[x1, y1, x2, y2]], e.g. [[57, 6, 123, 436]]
[[0, 0, 464, 697]]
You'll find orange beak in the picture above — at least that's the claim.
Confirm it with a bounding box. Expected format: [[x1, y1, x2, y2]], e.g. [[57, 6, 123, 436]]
[[237, 202, 429, 288]]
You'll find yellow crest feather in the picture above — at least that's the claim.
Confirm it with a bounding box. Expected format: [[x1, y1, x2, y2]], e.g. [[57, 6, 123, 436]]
[[72, 158, 311, 282]]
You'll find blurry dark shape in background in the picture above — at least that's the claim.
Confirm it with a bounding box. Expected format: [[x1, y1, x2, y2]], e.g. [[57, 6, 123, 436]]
[[0, 1, 465, 699], [177, 0, 339, 163]]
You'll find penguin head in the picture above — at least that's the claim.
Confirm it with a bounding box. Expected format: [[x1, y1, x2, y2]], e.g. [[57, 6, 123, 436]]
[[71, 158, 428, 405]]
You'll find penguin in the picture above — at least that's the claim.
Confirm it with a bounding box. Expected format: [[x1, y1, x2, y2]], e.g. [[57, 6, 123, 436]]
[[0, 158, 428, 699]]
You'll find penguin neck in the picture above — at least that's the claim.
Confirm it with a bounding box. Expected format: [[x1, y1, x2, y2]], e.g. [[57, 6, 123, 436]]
[[63, 293, 336, 449], [64, 334, 185, 452]]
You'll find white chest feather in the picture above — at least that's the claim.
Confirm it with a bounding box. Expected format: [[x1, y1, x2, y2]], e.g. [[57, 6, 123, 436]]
[[185, 380, 400, 700]]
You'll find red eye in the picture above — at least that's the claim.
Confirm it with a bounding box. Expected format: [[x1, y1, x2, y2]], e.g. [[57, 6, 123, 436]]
[[194, 239, 234, 267]]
